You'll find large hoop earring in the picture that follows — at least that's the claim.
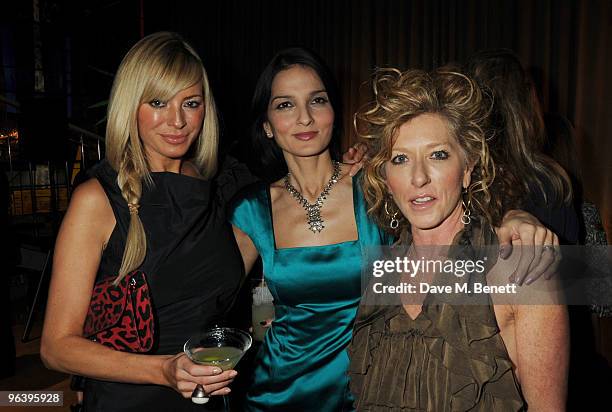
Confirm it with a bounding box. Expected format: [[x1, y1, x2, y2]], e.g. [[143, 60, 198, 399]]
[[461, 189, 472, 225], [384, 200, 399, 230]]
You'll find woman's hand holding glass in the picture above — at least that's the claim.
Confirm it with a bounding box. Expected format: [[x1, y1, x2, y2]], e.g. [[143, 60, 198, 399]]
[[161, 352, 237, 399]]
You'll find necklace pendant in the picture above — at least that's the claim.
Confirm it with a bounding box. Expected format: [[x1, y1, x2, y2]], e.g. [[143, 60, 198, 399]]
[[307, 208, 324, 233], [284, 161, 341, 234], [308, 221, 324, 233], [308, 218, 324, 233]]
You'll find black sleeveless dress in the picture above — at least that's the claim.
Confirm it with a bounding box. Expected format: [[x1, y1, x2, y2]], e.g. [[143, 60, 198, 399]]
[[83, 158, 255, 411]]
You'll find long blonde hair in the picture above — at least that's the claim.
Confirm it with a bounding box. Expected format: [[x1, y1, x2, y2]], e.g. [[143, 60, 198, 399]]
[[105, 32, 219, 283]]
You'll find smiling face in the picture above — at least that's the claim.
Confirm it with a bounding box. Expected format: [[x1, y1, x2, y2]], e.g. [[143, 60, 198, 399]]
[[385, 113, 473, 239], [137, 82, 204, 169], [263, 65, 334, 159]]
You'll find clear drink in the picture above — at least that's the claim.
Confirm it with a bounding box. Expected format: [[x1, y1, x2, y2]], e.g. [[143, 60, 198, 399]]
[[252, 302, 275, 342], [184, 327, 252, 406], [252, 279, 274, 342]]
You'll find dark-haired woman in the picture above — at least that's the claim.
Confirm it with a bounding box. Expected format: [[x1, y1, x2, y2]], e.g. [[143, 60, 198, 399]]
[[229, 47, 561, 411], [230, 47, 387, 411]]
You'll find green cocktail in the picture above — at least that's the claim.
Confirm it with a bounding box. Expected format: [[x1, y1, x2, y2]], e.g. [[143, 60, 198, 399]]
[[184, 327, 252, 406], [189, 346, 244, 370]]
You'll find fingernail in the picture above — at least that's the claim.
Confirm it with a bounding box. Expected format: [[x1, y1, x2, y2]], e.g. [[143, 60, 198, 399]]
[[259, 321, 267, 325], [499, 245, 510, 259], [225, 388, 231, 393], [525, 277, 534, 285], [229, 371, 238, 377], [213, 368, 222, 374]]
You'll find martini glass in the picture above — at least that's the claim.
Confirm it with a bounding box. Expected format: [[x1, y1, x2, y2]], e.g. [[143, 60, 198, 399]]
[[184, 327, 252, 407]]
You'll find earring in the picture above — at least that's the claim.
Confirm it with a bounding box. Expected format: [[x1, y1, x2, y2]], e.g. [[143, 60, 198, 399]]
[[384, 200, 399, 229], [266, 132, 273, 138], [461, 189, 472, 225]]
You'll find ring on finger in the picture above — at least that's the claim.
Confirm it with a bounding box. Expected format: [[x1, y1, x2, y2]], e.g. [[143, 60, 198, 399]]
[[542, 245, 555, 253]]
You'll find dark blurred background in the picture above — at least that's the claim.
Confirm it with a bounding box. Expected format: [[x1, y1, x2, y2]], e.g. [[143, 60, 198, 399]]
[[1, 0, 609, 235], [0, 0, 610, 410]]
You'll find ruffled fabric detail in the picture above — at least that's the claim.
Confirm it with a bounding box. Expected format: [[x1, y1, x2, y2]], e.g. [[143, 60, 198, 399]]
[[349, 304, 525, 411], [348, 223, 526, 411], [425, 304, 524, 411]]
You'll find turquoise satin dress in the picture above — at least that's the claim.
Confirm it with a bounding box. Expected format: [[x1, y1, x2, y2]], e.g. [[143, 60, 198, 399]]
[[229, 175, 390, 411]]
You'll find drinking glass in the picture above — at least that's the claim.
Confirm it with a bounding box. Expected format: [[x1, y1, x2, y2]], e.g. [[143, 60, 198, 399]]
[[184, 327, 252, 407], [252, 279, 274, 342]]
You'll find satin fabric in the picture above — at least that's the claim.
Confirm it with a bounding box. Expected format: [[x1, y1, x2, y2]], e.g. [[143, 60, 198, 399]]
[[229, 175, 390, 412]]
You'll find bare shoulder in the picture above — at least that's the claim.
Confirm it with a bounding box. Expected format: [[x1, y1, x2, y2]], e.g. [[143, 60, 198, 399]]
[[487, 252, 520, 319], [71, 178, 107, 204], [269, 178, 284, 203], [68, 179, 112, 217], [62, 178, 115, 242]]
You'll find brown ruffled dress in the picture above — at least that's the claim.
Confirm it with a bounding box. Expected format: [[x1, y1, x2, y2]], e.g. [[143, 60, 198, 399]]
[[348, 224, 526, 411]]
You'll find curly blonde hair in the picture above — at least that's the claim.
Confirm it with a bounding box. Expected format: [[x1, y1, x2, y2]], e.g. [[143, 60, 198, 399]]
[[356, 68, 500, 237], [105, 32, 219, 283]]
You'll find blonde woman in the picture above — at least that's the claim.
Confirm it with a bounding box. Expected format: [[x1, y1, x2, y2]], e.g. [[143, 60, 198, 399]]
[[349, 69, 569, 411], [41, 32, 249, 411]]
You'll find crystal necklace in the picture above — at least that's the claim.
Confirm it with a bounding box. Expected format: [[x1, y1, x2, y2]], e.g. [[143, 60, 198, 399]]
[[283, 161, 341, 233]]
